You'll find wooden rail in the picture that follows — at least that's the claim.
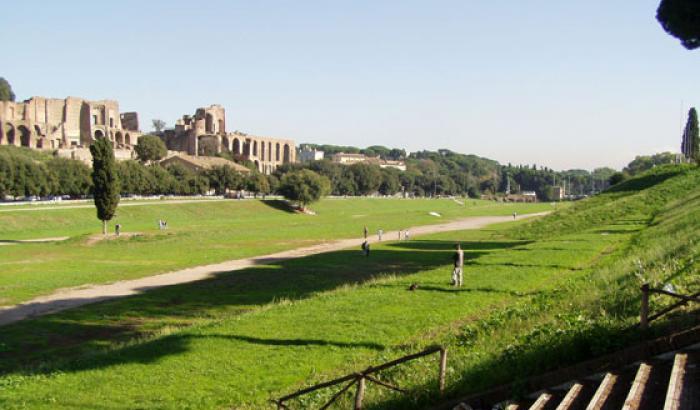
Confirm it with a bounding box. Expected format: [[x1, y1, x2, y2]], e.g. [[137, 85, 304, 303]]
[[640, 283, 700, 329], [272, 346, 447, 409]]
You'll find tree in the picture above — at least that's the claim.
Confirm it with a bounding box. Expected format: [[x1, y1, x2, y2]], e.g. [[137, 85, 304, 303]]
[[90, 138, 120, 235], [0, 77, 15, 101], [206, 165, 243, 195], [378, 169, 401, 196], [152, 119, 166, 133], [682, 107, 699, 162], [246, 172, 271, 198], [278, 169, 330, 210], [135, 135, 167, 164], [349, 162, 382, 195], [46, 158, 92, 197], [657, 0, 700, 49], [609, 172, 629, 186]]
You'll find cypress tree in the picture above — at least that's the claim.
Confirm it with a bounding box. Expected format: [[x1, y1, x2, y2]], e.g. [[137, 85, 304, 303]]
[[90, 138, 120, 234], [682, 107, 699, 163]]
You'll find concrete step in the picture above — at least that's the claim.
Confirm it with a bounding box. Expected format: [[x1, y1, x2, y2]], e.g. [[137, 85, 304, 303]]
[[623, 363, 653, 410], [528, 392, 552, 410], [663, 353, 687, 410], [636, 359, 673, 409], [554, 382, 596, 410], [664, 351, 700, 410]]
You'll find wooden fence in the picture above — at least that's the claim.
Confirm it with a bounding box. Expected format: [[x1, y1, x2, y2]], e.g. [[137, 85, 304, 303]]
[[272, 346, 447, 410], [640, 283, 700, 329]]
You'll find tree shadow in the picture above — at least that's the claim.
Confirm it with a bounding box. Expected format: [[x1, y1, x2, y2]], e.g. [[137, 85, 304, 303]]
[[259, 199, 297, 213], [0, 237, 523, 376], [386, 240, 532, 251]]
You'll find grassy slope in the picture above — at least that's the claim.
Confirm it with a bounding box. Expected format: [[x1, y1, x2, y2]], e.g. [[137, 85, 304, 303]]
[[0, 166, 697, 409], [0, 198, 551, 305]]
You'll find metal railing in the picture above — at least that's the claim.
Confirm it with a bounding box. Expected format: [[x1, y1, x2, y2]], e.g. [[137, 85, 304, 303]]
[[272, 346, 447, 410]]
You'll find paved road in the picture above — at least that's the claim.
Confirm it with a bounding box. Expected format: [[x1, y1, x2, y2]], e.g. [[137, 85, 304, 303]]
[[0, 213, 547, 326]]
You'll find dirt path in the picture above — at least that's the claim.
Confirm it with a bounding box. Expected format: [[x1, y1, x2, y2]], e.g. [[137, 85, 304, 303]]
[[0, 213, 546, 326], [0, 236, 70, 246]]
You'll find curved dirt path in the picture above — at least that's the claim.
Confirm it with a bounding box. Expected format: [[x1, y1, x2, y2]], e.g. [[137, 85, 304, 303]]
[[0, 213, 547, 326]]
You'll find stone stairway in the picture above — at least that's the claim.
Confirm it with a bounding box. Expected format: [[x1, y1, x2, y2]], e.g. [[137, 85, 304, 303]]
[[452, 347, 699, 410]]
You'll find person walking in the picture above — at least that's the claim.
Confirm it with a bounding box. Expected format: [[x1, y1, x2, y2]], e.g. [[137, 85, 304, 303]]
[[512, 211, 517, 220], [363, 226, 368, 239], [361, 240, 370, 257], [378, 229, 383, 241], [115, 223, 121, 236], [398, 229, 402, 240], [404, 229, 410, 241], [452, 244, 464, 287]]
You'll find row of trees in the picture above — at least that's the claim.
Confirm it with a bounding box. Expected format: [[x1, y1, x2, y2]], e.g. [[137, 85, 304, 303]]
[[0, 146, 277, 199]]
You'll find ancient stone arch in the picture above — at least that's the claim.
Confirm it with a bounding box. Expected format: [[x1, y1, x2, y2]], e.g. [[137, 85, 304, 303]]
[[125, 133, 131, 145], [205, 113, 214, 134], [253, 140, 258, 156], [276, 143, 281, 161], [115, 131, 124, 146], [268, 142, 272, 161], [261, 140, 266, 160], [18, 126, 32, 147], [94, 129, 105, 139], [233, 138, 241, 155], [283, 144, 291, 163], [3, 123, 14, 145]]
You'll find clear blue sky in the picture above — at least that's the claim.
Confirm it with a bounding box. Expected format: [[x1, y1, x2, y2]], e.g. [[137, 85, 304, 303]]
[[2, 1, 697, 170]]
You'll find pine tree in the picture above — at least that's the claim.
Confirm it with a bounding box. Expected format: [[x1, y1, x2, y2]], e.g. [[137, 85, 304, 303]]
[[90, 138, 120, 234], [682, 107, 699, 163]]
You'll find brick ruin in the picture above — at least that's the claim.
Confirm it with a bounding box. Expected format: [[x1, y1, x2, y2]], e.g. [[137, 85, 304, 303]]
[[0, 97, 141, 154], [162, 104, 295, 174]]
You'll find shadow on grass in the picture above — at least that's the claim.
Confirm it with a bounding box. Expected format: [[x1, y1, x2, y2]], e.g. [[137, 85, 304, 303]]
[[386, 240, 531, 251], [414, 286, 540, 297], [259, 199, 297, 213], [0, 238, 523, 376]]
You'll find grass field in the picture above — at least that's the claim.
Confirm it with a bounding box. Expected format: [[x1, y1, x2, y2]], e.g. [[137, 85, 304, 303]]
[[0, 165, 698, 409], [0, 198, 552, 305]]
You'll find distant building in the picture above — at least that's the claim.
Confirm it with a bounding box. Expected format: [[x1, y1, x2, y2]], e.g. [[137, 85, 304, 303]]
[[377, 159, 407, 171], [332, 152, 406, 170], [332, 152, 367, 165], [298, 147, 324, 163], [160, 154, 251, 174], [552, 186, 565, 200]]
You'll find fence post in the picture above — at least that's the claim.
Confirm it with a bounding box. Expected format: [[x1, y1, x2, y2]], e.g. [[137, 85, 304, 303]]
[[354, 376, 365, 410], [439, 347, 448, 395], [640, 283, 650, 329]]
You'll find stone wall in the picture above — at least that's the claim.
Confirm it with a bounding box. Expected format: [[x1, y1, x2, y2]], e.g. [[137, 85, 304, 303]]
[[0, 96, 141, 151], [166, 104, 295, 174]]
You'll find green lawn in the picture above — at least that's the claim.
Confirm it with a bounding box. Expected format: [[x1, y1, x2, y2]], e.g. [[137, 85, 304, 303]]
[[0, 198, 552, 305], [0, 220, 623, 409], [0, 166, 697, 409]]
